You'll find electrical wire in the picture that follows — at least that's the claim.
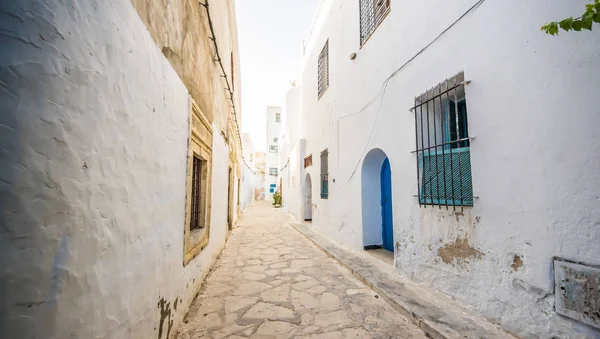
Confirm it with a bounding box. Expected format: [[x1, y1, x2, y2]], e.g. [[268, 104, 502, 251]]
[[200, 0, 257, 175]]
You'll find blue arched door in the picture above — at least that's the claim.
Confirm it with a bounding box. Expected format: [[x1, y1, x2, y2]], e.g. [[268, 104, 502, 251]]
[[380, 158, 394, 252]]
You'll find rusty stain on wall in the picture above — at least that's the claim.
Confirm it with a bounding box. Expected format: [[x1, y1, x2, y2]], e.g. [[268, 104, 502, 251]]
[[511, 255, 524, 271], [437, 237, 484, 267]]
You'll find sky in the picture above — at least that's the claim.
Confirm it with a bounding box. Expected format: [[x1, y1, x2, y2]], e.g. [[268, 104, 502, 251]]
[[235, 0, 319, 151]]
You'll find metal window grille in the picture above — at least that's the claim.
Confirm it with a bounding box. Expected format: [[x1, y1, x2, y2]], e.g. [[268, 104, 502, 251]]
[[190, 156, 203, 231], [269, 168, 277, 176], [318, 40, 329, 98], [412, 72, 473, 210], [269, 145, 278, 153], [360, 0, 390, 45], [304, 154, 313, 168], [276, 113, 281, 122], [320, 149, 329, 199]]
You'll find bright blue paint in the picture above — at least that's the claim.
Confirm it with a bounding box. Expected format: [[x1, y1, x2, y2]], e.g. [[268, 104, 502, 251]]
[[380, 158, 394, 252], [269, 184, 276, 193]]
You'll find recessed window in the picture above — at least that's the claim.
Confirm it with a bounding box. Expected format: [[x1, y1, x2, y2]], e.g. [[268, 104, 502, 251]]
[[413, 72, 473, 207], [360, 0, 390, 46], [318, 40, 329, 99], [190, 156, 204, 231], [269, 145, 278, 153], [320, 149, 329, 199], [276, 113, 281, 122], [304, 154, 313, 168]]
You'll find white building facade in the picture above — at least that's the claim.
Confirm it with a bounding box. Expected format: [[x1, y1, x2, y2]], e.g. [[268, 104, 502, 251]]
[[265, 106, 282, 201], [282, 0, 600, 337]]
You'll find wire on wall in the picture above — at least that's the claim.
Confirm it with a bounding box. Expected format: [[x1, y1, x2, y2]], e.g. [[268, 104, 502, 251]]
[[200, 0, 256, 175]]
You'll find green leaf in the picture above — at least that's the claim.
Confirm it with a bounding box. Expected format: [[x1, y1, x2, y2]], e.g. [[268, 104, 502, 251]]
[[582, 14, 594, 30], [559, 17, 574, 30], [573, 20, 583, 31], [594, 12, 600, 23]]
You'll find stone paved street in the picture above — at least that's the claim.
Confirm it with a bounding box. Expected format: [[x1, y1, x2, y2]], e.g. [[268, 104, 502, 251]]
[[177, 201, 426, 339]]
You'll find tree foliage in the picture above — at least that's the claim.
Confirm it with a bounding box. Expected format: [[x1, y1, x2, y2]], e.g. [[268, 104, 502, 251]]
[[541, 0, 600, 35]]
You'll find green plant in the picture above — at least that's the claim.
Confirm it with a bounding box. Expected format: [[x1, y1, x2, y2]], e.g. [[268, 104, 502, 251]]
[[272, 191, 282, 207], [542, 0, 600, 35]]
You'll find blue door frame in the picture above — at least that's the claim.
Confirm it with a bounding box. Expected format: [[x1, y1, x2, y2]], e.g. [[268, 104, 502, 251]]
[[380, 158, 394, 252]]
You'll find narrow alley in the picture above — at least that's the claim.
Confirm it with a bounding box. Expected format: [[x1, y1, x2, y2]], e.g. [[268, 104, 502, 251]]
[[176, 201, 426, 339]]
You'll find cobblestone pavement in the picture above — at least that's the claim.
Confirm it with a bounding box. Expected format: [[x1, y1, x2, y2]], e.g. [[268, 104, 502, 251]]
[[177, 201, 426, 339]]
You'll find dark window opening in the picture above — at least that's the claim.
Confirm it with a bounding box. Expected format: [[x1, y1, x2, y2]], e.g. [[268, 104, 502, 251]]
[[320, 149, 329, 199], [190, 156, 203, 231]]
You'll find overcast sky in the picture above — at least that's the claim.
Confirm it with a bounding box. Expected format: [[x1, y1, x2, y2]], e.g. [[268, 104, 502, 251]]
[[236, 0, 319, 151]]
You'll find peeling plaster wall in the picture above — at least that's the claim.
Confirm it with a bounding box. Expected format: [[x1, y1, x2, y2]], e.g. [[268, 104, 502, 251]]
[[0, 1, 235, 338], [287, 0, 600, 337]]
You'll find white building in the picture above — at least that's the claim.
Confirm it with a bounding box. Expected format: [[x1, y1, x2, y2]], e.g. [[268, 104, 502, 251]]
[[240, 133, 261, 211], [0, 1, 244, 338], [265, 106, 282, 201], [281, 0, 600, 337]]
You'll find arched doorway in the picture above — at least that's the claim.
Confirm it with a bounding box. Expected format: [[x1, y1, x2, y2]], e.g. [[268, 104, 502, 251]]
[[361, 149, 394, 253], [304, 174, 312, 221]]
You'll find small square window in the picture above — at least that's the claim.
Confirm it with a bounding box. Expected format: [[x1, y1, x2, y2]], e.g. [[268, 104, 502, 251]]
[[269, 184, 277, 193], [304, 154, 313, 168], [276, 113, 281, 122], [269, 168, 278, 176], [269, 145, 278, 153]]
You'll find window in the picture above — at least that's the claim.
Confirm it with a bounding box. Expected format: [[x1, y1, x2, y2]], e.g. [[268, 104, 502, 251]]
[[413, 72, 473, 208], [318, 40, 329, 99], [249, 154, 253, 162], [269, 184, 277, 193], [269, 168, 278, 176], [269, 145, 278, 153], [360, 0, 390, 46], [276, 113, 281, 122], [320, 149, 329, 199], [304, 154, 313, 168], [184, 100, 213, 265], [190, 156, 204, 231]]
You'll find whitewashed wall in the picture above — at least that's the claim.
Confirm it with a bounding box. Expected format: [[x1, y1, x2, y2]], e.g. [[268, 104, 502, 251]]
[[0, 1, 232, 338], [288, 0, 600, 337]]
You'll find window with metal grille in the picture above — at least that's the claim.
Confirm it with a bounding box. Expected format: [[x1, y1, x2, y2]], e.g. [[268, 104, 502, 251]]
[[318, 40, 329, 99], [304, 154, 313, 168], [269, 184, 276, 193], [269, 168, 277, 176], [269, 145, 278, 153], [276, 113, 281, 122], [190, 156, 203, 231], [412, 72, 473, 209], [320, 149, 329, 199], [360, 0, 390, 46]]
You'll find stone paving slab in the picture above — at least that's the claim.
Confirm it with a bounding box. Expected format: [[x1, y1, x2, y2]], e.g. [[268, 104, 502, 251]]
[[177, 202, 427, 339], [289, 222, 516, 339]]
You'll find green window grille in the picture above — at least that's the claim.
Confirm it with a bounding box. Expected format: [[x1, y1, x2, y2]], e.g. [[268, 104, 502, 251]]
[[320, 149, 329, 199]]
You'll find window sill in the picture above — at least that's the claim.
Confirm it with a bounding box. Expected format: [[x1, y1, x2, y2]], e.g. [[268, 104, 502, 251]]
[[184, 228, 209, 266]]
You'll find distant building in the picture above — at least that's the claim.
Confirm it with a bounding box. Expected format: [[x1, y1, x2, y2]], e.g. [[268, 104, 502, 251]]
[[265, 106, 282, 201], [280, 0, 600, 337]]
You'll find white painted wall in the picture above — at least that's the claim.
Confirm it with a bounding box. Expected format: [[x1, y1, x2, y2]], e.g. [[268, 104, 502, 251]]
[[0, 1, 233, 338], [285, 0, 600, 337], [265, 106, 282, 201]]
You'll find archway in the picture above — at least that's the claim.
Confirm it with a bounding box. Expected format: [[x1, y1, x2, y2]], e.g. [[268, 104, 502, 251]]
[[361, 148, 394, 253], [304, 174, 313, 221]]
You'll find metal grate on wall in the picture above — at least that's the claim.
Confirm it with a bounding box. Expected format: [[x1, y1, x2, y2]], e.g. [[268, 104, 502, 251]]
[[318, 40, 329, 98], [412, 72, 473, 210], [190, 156, 203, 230], [360, 0, 390, 45]]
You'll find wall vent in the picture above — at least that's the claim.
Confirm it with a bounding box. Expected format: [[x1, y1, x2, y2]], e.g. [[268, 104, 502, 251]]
[[554, 258, 600, 329]]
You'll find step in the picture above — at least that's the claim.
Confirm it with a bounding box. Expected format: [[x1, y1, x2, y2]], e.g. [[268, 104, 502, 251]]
[[289, 222, 516, 339]]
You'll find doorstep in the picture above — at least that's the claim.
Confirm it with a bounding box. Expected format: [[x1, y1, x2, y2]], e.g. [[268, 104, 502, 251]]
[[289, 222, 515, 339]]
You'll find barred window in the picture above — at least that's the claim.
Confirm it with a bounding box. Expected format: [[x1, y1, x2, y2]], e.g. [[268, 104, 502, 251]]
[[320, 149, 329, 199], [360, 0, 390, 46], [190, 156, 204, 231], [269, 145, 278, 153], [413, 72, 473, 208], [276, 113, 281, 122], [318, 40, 329, 99], [269, 168, 277, 176], [304, 154, 313, 168]]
